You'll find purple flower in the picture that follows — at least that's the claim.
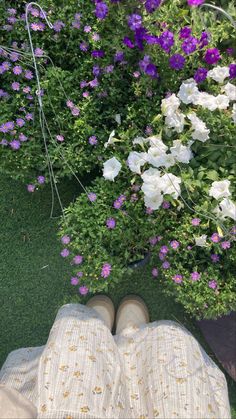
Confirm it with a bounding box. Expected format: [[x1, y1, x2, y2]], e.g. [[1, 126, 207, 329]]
[[26, 113, 33, 121], [56, 135, 64, 142], [88, 192, 97, 202], [123, 37, 135, 49], [37, 175, 45, 184], [101, 263, 111, 278], [149, 236, 158, 246], [73, 255, 83, 265], [89, 78, 99, 87], [16, 118, 25, 127], [204, 48, 221, 65], [53, 20, 65, 32], [181, 36, 198, 55], [25, 70, 33, 80], [221, 241, 231, 249], [160, 245, 169, 254], [210, 233, 220, 243], [179, 27, 192, 39], [106, 217, 116, 229], [128, 14, 142, 31], [187, 0, 205, 6], [208, 280, 217, 289], [172, 274, 183, 284], [145, 63, 158, 78], [34, 48, 44, 57], [92, 65, 101, 77], [194, 67, 208, 83], [191, 218, 201, 226], [226, 48, 234, 56], [104, 65, 114, 74], [169, 54, 185, 70], [162, 261, 170, 269], [162, 201, 170, 209], [230, 226, 236, 235], [27, 184, 35, 193], [159, 251, 166, 261], [159, 30, 174, 53], [12, 82, 20, 91], [113, 200, 122, 209], [61, 235, 71, 244], [211, 254, 220, 263], [77, 271, 83, 277], [114, 51, 125, 62], [10, 140, 21, 150], [146, 207, 154, 215], [80, 42, 89, 52], [229, 63, 236, 79], [95, 2, 108, 19], [91, 50, 105, 58], [198, 31, 209, 49], [66, 100, 74, 109], [152, 267, 159, 277], [79, 285, 89, 295], [13, 65, 22, 75], [31, 22, 45, 31], [89, 135, 98, 145], [61, 248, 70, 257], [84, 25, 91, 32], [170, 240, 180, 249], [71, 277, 79, 286], [145, 0, 161, 13], [72, 107, 80, 116], [190, 271, 201, 281], [92, 32, 100, 41]]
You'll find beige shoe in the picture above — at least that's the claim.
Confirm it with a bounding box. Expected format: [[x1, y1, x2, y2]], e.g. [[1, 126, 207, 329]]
[[86, 295, 115, 331], [115, 295, 150, 335]]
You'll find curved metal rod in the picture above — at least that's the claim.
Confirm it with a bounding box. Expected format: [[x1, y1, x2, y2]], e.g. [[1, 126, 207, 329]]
[[199, 3, 236, 30]]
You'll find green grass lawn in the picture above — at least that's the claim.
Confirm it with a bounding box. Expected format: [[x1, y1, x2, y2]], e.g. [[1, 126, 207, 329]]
[[0, 174, 235, 416]]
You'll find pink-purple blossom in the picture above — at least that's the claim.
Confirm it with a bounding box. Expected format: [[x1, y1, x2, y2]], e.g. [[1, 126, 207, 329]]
[[190, 271, 201, 281], [152, 267, 159, 277], [170, 240, 180, 249], [71, 277, 79, 286], [221, 241, 231, 250], [79, 285, 89, 295], [208, 280, 217, 289], [191, 218, 201, 226], [211, 254, 220, 263], [61, 235, 71, 245], [73, 255, 83, 265], [204, 48, 221, 65], [37, 175, 45, 184], [101, 263, 111, 278], [172, 274, 183, 284], [27, 184, 35, 193], [88, 192, 97, 202], [106, 218, 116, 229], [162, 261, 170, 269], [61, 248, 70, 257], [89, 135, 97, 145], [210, 233, 221, 243]]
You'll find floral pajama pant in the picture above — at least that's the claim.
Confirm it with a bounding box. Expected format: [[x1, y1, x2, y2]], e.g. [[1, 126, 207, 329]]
[[0, 303, 231, 418]]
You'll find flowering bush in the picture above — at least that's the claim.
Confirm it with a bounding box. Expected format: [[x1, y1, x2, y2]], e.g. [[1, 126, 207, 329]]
[[0, 0, 235, 186]]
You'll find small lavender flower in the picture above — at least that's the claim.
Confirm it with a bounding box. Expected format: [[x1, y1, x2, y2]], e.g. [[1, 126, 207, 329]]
[[208, 280, 217, 289], [190, 271, 201, 281], [101, 263, 111, 278], [71, 277, 79, 286], [92, 33, 100, 41], [25, 70, 33, 80], [106, 218, 116, 229], [95, 2, 108, 20], [53, 20, 65, 32], [61, 248, 70, 257], [27, 184, 35, 193], [170, 240, 180, 249], [88, 192, 97, 202], [191, 218, 201, 226], [73, 255, 83, 265], [210, 233, 220, 243], [230, 226, 236, 235], [16, 118, 25, 127], [211, 254, 220, 263], [66, 99, 74, 109], [77, 271, 83, 277], [61, 235, 71, 245], [84, 25, 91, 32], [172, 274, 183, 284], [113, 199, 122, 209], [79, 285, 89, 295], [159, 252, 166, 261], [10, 140, 21, 150], [34, 47, 44, 57], [162, 261, 170, 269], [221, 241, 231, 249], [128, 14, 142, 31], [13, 65, 22, 75], [160, 245, 169, 254], [152, 267, 159, 277], [25, 113, 33, 121], [80, 42, 89, 52], [149, 236, 158, 246], [37, 175, 45, 184], [56, 134, 64, 142], [162, 201, 170, 209], [146, 207, 154, 215], [159, 30, 174, 53], [12, 82, 20, 91]]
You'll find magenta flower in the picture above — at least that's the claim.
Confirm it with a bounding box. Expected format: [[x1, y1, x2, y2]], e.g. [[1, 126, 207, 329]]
[[73, 255, 83, 265], [190, 271, 201, 281], [162, 201, 170, 209], [221, 241, 231, 250], [56, 134, 64, 142], [71, 277, 79, 286], [187, 0, 205, 5], [210, 233, 221, 243], [27, 184, 35, 193], [61, 235, 71, 245], [61, 248, 70, 257], [170, 240, 180, 249], [146, 207, 154, 215], [79, 285, 89, 295], [37, 175, 45, 184], [191, 218, 201, 226], [106, 218, 116, 229], [72, 107, 80, 116], [101, 263, 111, 278], [208, 280, 217, 289], [152, 267, 159, 277], [172, 274, 183, 284]]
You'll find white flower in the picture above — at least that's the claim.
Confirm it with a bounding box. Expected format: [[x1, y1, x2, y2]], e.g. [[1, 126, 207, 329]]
[[170, 140, 193, 164], [219, 198, 236, 221], [165, 111, 185, 133], [127, 151, 147, 174], [178, 78, 199, 104], [142, 181, 162, 197], [141, 167, 161, 183], [187, 112, 210, 142], [232, 103, 236, 124], [223, 82, 236, 101], [103, 157, 121, 181], [193, 92, 217, 111], [104, 130, 116, 148], [115, 114, 121, 125], [133, 136, 146, 146], [209, 180, 231, 200], [144, 193, 163, 210], [147, 147, 167, 168], [195, 235, 207, 247], [147, 136, 168, 152], [160, 173, 181, 199], [207, 66, 229, 84], [161, 154, 176, 168], [161, 94, 180, 116], [215, 94, 230, 110]]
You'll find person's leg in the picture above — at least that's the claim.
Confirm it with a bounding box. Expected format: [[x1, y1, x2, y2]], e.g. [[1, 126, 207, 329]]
[[37, 303, 133, 419], [115, 297, 230, 419]]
